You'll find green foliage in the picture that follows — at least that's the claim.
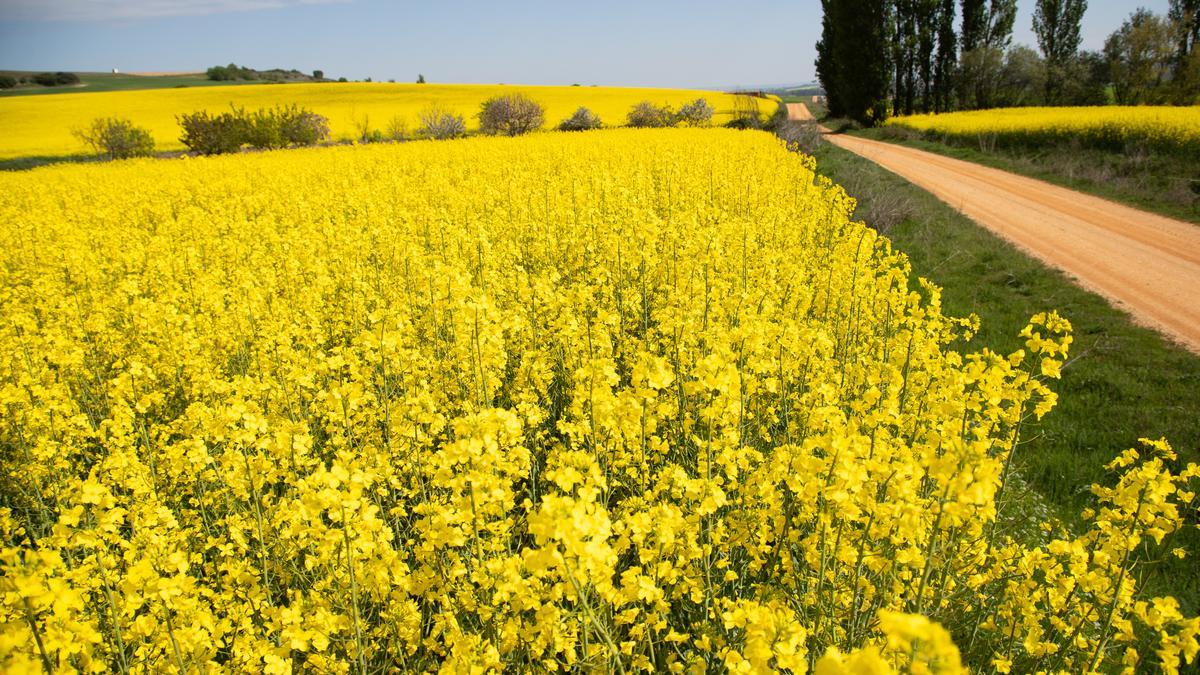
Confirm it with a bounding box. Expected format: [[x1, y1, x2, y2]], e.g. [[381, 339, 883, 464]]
[[0, 76, 15, 90], [816, 0, 890, 125], [206, 63, 258, 82], [1104, 9, 1178, 104], [1034, 0, 1089, 102], [30, 72, 80, 87], [177, 109, 248, 155], [178, 105, 329, 154], [72, 117, 155, 160]]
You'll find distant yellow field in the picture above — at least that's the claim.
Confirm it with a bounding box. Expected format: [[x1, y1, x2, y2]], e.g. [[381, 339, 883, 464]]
[[886, 106, 1200, 157], [0, 82, 779, 159]]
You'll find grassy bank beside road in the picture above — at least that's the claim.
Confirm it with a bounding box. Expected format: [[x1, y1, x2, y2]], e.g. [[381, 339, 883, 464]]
[[809, 139, 1200, 612], [850, 126, 1200, 225]]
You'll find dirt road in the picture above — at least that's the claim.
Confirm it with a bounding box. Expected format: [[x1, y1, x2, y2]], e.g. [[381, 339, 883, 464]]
[[787, 103, 1200, 353]]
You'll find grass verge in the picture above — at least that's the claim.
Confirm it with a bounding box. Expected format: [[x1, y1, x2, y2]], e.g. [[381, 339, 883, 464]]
[[848, 127, 1200, 225], [810, 140, 1200, 613]]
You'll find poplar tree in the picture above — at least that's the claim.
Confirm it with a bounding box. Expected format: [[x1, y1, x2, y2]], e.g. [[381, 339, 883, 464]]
[[961, 0, 987, 51], [1169, 0, 1200, 59], [933, 0, 958, 110], [1034, 0, 1089, 102]]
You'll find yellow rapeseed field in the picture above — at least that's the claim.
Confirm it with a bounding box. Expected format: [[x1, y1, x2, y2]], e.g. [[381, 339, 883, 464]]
[[0, 82, 777, 160], [0, 129, 1196, 673], [886, 105, 1200, 157]]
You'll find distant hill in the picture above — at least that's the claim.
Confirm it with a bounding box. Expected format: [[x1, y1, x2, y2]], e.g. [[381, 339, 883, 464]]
[[765, 84, 826, 98], [0, 67, 333, 97], [0, 70, 272, 96]]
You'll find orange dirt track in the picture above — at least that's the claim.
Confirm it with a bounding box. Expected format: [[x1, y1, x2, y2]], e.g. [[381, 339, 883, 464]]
[[788, 103, 1200, 353]]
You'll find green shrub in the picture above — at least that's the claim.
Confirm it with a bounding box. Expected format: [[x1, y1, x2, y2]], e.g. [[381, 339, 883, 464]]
[[626, 101, 676, 128], [676, 98, 714, 126], [278, 106, 330, 146], [72, 118, 155, 160], [558, 107, 603, 131], [0, 75, 16, 89], [478, 93, 546, 136], [179, 105, 328, 154], [178, 109, 249, 155], [247, 105, 330, 149]]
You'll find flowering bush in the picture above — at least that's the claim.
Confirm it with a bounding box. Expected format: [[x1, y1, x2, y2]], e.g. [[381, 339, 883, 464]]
[[558, 106, 603, 131], [416, 104, 466, 140], [478, 93, 546, 136], [676, 98, 715, 127], [626, 101, 677, 128], [0, 129, 1195, 673]]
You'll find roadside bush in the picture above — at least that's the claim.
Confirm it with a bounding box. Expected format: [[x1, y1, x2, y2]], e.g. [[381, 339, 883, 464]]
[[775, 120, 823, 155], [178, 109, 249, 155], [676, 98, 714, 126], [558, 107, 603, 131], [0, 75, 16, 89], [626, 101, 676, 128], [839, 163, 915, 234], [72, 117, 155, 160], [416, 105, 466, 140], [478, 93, 545, 136]]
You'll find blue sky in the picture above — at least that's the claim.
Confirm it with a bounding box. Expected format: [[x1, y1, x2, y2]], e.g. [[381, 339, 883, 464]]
[[0, 0, 1168, 88]]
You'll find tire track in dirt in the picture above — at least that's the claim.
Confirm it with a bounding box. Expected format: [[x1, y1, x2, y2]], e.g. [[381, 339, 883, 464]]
[[788, 103, 1200, 353]]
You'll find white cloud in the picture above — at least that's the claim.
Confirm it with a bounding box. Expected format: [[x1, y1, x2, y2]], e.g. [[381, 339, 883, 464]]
[[2, 0, 350, 21]]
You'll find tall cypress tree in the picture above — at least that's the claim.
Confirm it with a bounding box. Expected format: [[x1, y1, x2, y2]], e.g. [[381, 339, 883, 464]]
[[815, 0, 845, 118], [817, 0, 892, 125]]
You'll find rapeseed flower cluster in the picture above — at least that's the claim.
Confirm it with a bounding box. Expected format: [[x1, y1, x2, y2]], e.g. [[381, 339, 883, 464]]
[[886, 106, 1200, 158], [0, 129, 1195, 673]]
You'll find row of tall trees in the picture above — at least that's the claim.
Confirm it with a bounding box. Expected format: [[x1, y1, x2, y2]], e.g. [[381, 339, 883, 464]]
[[817, 0, 1200, 125]]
